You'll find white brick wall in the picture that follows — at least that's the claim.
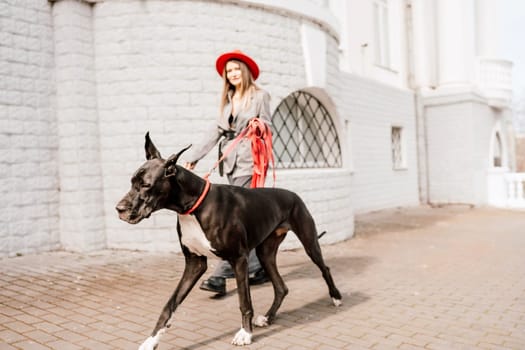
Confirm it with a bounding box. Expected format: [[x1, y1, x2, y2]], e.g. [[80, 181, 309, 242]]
[[425, 94, 511, 205], [0, 0, 59, 256], [276, 169, 354, 249], [334, 73, 420, 213], [1, 0, 424, 256], [323, 36, 420, 214]]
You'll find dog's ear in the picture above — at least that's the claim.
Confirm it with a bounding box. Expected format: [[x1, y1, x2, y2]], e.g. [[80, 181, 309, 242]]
[[145, 132, 162, 160], [164, 144, 192, 177]]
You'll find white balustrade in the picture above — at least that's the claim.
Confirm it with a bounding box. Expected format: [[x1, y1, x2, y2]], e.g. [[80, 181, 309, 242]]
[[504, 173, 525, 208], [487, 171, 525, 209], [476, 57, 513, 108]]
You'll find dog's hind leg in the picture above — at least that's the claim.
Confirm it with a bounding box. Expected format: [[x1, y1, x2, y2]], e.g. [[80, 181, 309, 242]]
[[139, 253, 207, 350], [291, 207, 342, 307], [254, 230, 289, 327], [306, 242, 342, 307]]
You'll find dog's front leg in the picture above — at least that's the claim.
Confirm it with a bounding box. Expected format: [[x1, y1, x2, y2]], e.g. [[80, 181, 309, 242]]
[[139, 254, 207, 350], [230, 255, 254, 346]]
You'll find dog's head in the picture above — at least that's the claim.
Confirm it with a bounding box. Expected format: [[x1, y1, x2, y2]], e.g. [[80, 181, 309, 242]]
[[115, 132, 191, 224]]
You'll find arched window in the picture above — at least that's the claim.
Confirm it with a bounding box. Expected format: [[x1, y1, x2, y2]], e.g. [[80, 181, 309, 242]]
[[271, 91, 342, 169], [493, 132, 502, 167]]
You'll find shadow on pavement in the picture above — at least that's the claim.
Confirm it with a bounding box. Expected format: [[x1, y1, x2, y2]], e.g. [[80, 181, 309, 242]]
[[174, 291, 370, 350], [281, 255, 376, 280], [185, 256, 374, 348]]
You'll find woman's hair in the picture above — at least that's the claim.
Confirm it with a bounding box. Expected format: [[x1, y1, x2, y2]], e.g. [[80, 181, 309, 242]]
[[219, 59, 259, 114]]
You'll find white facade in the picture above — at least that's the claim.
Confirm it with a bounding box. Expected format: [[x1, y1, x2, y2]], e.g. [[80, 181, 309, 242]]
[[0, 0, 516, 257]]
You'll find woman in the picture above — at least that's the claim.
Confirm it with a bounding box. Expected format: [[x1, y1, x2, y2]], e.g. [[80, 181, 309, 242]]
[[184, 50, 271, 296]]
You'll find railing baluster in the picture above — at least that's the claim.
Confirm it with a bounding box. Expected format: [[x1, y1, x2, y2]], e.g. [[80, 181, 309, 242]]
[[516, 176, 525, 201], [508, 177, 516, 200], [491, 172, 525, 208]]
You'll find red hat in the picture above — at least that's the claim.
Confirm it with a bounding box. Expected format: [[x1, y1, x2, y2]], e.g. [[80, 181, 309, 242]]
[[215, 50, 260, 80]]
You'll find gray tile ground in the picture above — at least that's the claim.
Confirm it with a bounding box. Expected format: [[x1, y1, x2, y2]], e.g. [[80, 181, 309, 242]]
[[1, 206, 524, 349]]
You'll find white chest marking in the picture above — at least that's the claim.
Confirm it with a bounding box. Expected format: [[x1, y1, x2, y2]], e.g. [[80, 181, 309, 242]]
[[177, 214, 217, 258]]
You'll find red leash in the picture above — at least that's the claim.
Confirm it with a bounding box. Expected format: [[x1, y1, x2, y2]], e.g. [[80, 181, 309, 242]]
[[185, 119, 273, 215], [204, 118, 275, 188], [204, 128, 249, 179], [246, 118, 275, 188]]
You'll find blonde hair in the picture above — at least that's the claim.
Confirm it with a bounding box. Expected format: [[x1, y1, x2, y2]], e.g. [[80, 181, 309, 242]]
[[219, 59, 259, 114]]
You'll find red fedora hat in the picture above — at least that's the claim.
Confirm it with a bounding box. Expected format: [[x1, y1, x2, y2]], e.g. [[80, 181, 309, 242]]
[[216, 50, 260, 80]]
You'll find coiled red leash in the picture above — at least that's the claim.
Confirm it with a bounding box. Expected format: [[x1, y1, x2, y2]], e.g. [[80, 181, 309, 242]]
[[246, 118, 275, 188]]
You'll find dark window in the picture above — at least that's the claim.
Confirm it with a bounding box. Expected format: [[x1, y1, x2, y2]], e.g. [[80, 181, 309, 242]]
[[391, 126, 404, 169], [271, 91, 342, 169], [493, 132, 502, 167]]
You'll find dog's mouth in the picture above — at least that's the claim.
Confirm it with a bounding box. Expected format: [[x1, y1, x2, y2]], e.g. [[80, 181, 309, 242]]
[[125, 216, 143, 225], [119, 211, 146, 225], [116, 191, 159, 225], [116, 202, 151, 224], [122, 208, 154, 224]]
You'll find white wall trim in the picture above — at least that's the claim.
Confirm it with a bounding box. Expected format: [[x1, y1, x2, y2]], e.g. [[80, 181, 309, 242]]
[[223, 0, 341, 40], [51, 0, 341, 41], [422, 89, 487, 107], [301, 23, 327, 88]]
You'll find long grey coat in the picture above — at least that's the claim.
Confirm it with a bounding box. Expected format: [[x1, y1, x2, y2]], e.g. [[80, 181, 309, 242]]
[[186, 88, 271, 178]]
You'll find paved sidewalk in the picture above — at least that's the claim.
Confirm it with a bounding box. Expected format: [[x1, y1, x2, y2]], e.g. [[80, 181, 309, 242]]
[[1, 206, 524, 350]]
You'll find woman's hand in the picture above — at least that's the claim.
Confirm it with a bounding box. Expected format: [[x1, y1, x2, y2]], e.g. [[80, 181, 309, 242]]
[[184, 162, 196, 170]]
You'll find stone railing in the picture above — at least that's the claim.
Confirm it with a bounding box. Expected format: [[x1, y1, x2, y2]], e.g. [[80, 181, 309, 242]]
[[487, 169, 525, 209], [505, 172, 525, 207], [476, 57, 513, 109]]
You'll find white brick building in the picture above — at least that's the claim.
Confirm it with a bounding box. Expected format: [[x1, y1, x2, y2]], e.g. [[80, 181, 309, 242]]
[[1, 0, 516, 257]]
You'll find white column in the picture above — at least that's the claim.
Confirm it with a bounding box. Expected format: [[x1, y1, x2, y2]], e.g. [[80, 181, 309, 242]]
[[474, 0, 512, 108], [301, 23, 327, 88], [410, 0, 435, 89], [53, 0, 106, 251], [436, 0, 472, 88], [476, 0, 500, 57], [329, 0, 351, 72]]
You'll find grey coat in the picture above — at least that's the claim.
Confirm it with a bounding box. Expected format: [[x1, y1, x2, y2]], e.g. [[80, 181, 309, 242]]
[[187, 88, 271, 178]]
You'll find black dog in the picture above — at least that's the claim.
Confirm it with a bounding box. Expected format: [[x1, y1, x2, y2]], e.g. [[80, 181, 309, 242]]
[[116, 133, 342, 349]]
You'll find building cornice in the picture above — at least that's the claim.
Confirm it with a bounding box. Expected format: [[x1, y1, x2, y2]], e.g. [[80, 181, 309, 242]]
[[48, 0, 340, 41], [232, 0, 340, 41]]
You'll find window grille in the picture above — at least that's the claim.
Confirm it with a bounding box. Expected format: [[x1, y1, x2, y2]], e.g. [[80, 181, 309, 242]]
[[271, 91, 342, 169], [391, 126, 404, 169]]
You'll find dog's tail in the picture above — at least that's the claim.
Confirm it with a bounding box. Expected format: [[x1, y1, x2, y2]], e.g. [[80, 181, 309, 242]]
[[318, 231, 327, 240]]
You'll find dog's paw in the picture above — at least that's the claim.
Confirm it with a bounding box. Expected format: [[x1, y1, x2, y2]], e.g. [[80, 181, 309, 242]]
[[138, 328, 165, 350], [138, 337, 157, 350], [231, 328, 252, 346], [254, 315, 269, 327], [332, 298, 342, 307]]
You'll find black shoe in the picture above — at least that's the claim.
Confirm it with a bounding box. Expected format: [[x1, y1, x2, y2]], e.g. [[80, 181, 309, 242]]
[[199, 277, 226, 296], [249, 269, 269, 286]]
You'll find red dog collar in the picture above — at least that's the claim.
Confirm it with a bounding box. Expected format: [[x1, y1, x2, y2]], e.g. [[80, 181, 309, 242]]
[[183, 178, 211, 215]]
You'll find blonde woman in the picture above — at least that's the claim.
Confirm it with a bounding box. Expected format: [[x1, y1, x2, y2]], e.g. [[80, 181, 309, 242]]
[[185, 50, 271, 295]]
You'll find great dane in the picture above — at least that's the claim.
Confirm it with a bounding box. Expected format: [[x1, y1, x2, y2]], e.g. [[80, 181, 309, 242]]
[[116, 133, 342, 349]]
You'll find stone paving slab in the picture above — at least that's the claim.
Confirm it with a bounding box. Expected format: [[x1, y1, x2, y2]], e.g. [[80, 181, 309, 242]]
[[1, 206, 524, 349]]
